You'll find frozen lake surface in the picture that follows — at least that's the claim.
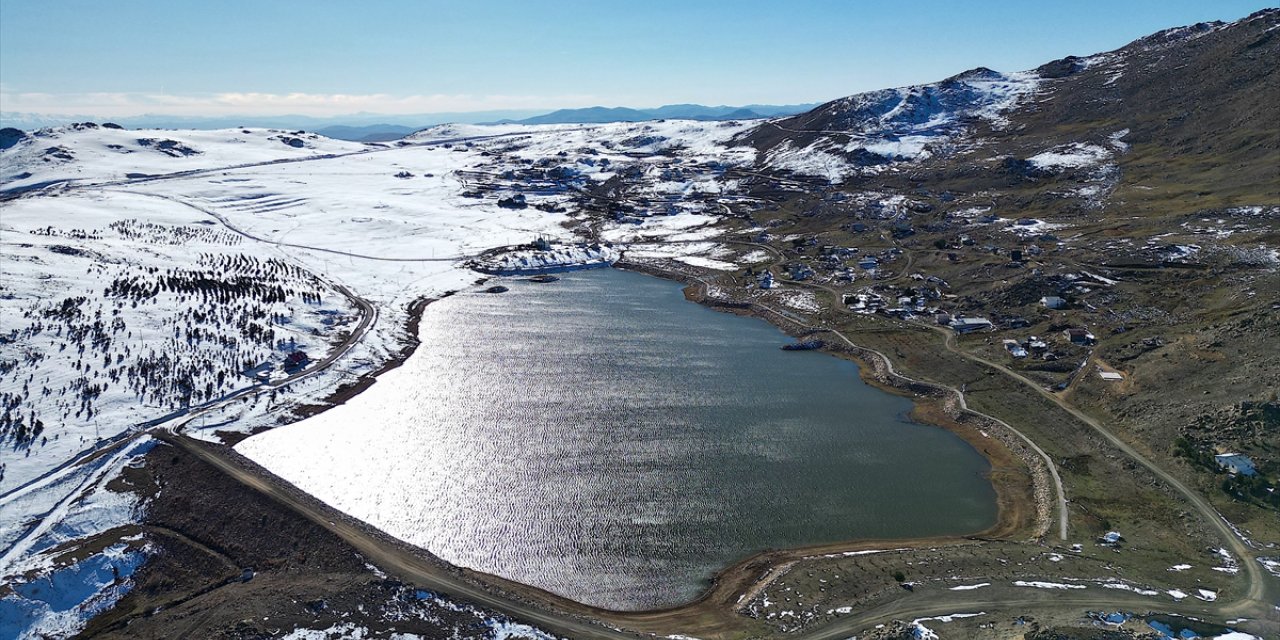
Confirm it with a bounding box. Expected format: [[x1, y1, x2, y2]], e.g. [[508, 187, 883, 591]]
[[237, 268, 996, 610]]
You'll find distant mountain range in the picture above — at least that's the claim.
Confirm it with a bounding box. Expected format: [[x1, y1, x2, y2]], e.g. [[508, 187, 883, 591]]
[[0, 110, 545, 141], [500, 103, 819, 126], [0, 102, 819, 142], [310, 124, 423, 142]]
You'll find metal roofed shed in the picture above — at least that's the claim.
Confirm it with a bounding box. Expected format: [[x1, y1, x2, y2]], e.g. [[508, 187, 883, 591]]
[[950, 317, 993, 334]]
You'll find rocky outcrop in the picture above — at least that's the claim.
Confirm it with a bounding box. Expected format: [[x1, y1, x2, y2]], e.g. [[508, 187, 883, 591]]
[[1, 127, 28, 150]]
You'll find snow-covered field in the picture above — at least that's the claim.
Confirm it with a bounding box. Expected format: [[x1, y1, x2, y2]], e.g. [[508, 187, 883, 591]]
[[1, 124, 367, 191], [0, 118, 755, 637], [1, 119, 753, 485]]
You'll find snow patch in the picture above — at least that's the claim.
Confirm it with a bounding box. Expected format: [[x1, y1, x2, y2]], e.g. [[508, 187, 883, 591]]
[[1099, 581, 1160, 596], [775, 290, 821, 312], [1013, 580, 1085, 590], [910, 612, 985, 640], [676, 256, 737, 271], [1027, 143, 1111, 169], [1257, 557, 1280, 578], [470, 244, 616, 275], [1109, 128, 1130, 151], [282, 623, 373, 640], [0, 543, 147, 640], [488, 619, 561, 640]]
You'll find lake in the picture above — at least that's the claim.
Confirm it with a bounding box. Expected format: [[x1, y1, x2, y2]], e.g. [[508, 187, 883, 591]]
[[236, 267, 997, 610]]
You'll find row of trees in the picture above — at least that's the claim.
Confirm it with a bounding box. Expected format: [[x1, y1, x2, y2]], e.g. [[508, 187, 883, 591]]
[[1, 244, 352, 452], [109, 219, 242, 246]]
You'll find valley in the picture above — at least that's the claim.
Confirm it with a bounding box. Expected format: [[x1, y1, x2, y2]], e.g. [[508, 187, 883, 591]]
[[1, 8, 1278, 640]]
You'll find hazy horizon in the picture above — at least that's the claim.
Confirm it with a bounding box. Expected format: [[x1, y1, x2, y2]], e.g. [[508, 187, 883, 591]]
[[1, 0, 1272, 122]]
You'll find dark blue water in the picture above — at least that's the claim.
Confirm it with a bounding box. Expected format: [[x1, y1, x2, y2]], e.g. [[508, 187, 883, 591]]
[[240, 267, 997, 610]]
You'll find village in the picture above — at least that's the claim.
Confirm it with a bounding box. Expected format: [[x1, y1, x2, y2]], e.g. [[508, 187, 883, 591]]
[[437, 120, 1274, 514]]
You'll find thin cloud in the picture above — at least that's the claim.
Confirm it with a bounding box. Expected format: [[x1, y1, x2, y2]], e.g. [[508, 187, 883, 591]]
[[0, 91, 604, 117]]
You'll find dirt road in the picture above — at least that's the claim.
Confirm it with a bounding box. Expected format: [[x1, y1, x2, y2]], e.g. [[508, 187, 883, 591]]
[[156, 433, 644, 640], [926, 323, 1275, 611]]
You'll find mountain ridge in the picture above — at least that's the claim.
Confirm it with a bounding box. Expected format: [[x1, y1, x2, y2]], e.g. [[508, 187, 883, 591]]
[[0, 101, 821, 141], [494, 102, 820, 126]]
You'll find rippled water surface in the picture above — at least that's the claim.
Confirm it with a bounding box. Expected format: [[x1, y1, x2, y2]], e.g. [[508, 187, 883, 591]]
[[238, 268, 996, 609]]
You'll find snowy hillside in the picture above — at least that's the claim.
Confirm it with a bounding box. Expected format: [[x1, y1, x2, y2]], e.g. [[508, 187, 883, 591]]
[[745, 68, 1040, 181], [0, 115, 767, 634], [0, 124, 368, 192], [0, 191, 361, 488], [470, 243, 617, 275], [0, 113, 757, 531]]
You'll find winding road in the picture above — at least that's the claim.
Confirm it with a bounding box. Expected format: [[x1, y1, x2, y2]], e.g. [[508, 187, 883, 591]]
[[923, 322, 1272, 608], [111, 189, 485, 263], [722, 237, 1275, 624], [769, 269, 1070, 542], [156, 432, 645, 640], [4, 134, 1275, 638]]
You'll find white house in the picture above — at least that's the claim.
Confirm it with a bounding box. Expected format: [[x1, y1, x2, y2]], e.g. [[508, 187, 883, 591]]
[[1214, 453, 1257, 477]]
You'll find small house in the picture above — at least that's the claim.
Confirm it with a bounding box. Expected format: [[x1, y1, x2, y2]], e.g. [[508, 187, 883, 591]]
[[1065, 328, 1095, 344], [283, 351, 310, 372], [1003, 340, 1028, 358], [1041, 296, 1067, 310], [1214, 453, 1257, 477], [758, 271, 775, 290], [786, 263, 815, 281]]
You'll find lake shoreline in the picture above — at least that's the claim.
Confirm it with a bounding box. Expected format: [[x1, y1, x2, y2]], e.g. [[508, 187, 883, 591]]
[[619, 259, 1047, 544], [217, 294, 440, 446], [223, 262, 1045, 628]]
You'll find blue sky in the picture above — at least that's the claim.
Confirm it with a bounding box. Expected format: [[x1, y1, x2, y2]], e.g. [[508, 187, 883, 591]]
[[0, 0, 1271, 117]]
